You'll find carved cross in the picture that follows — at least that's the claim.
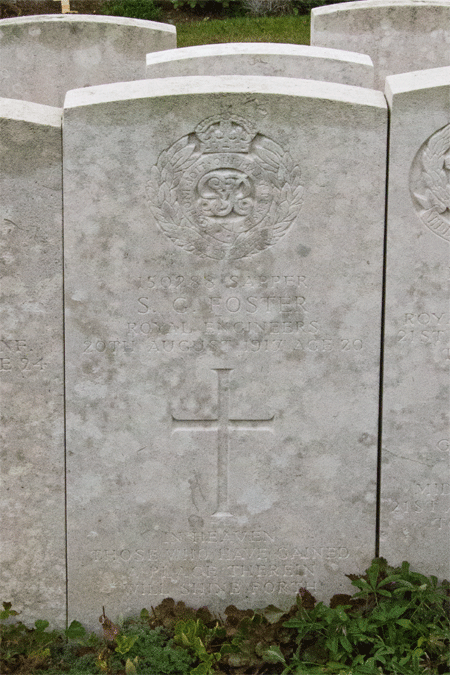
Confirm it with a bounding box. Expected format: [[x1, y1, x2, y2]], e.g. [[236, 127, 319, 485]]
[[172, 368, 274, 517]]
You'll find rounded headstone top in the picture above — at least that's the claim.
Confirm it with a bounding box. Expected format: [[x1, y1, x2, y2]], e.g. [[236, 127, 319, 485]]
[[0, 13, 175, 33], [312, 0, 450, 15], [63, 75, 386, 110], [145, 43, 373, 67], [0, 96, 61, 126]]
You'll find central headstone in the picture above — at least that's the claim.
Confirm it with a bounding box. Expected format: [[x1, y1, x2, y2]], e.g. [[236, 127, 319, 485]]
[[63, 76, 387, 628]]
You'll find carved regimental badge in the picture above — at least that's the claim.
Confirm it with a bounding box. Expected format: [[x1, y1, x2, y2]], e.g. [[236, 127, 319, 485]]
[[410, 123, 450, 242], [148, 115, 303, 259]]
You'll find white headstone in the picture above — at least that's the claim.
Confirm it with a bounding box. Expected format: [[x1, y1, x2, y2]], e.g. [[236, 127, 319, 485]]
[[0, 98, 65, 626], [311, 0, 450, 90], [145, 43, 374, 88], [63, 76, 387, 629], [0, 14, 176, 107], [382, 67, 450, 578]]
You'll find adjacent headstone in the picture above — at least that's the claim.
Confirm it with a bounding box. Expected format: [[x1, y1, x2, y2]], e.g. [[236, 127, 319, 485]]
[[63, 76, 387, 629], [311, 0, 450, 91], [145, 43, 374, 88], [382, 67, 450, 578], [0, 98, 65, 626], [0, 14, 176, 107]]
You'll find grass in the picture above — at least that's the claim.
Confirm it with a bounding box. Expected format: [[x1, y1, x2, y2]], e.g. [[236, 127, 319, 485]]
[[100, 0, 312, 47], [176, 14, 311, 46], [99, 0, 312, 47]]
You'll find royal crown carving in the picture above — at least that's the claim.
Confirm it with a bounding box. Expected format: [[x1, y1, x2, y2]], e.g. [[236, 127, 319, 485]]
[[147, 114, 304, 260]]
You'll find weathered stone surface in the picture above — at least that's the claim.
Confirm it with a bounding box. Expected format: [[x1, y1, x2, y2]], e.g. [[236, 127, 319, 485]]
[[63, 75, 386, 629], [0, 98, 65, 626], [311, 0, 450, 90], [382, 68, 450, 578], [145, 43, 374, 88], [0, 14, 176, 107]]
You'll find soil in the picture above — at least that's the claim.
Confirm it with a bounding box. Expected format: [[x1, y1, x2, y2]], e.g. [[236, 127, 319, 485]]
[[0, 0, 228, 24]]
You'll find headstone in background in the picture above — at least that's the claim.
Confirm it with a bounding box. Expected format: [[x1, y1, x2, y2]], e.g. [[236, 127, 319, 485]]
[[311, 0, 450, 91], [0, 14, 176, 107], [0, 98, 65, 626], [63, 76, 387, 629], [146, 43, 374, 88], [382, 67, 450, 578]]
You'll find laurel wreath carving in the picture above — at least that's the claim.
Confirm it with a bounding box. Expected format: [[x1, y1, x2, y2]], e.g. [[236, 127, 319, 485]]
[[411, 123, 450, 242], [147, 131, 303, 260]]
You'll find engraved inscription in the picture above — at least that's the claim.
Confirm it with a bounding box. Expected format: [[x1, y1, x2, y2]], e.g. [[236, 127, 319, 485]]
[[83, 339, 135, 354], [138, 294, 308, 315], [83, 335, 364, 355], [88, 534, 351, 599], [411, 124, 450, 242], [137, 274, 308, 291], [172, 369, 274, 517], [79, 271, 366, 359], [148, 114, 303, 259], [395, 311, 450, 360], [0, 338, 44, 372], [387, 482, 450, 530]]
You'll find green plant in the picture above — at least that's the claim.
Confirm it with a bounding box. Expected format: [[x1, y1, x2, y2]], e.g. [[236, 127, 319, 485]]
[[220, 604, 298, 672], [100, 0, 162, 21], [243, 0, 296, 16], [282, 559, 450, 674], [169, 0, 244, 14], [121, 625, 194, 675], [174, 618, 226, 675], [0, 602, 63, 674], [170, 0, 352, 13], [103, 611, 196, 675], [291, 0, 354, 15], [1, 560, 448, 674]]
